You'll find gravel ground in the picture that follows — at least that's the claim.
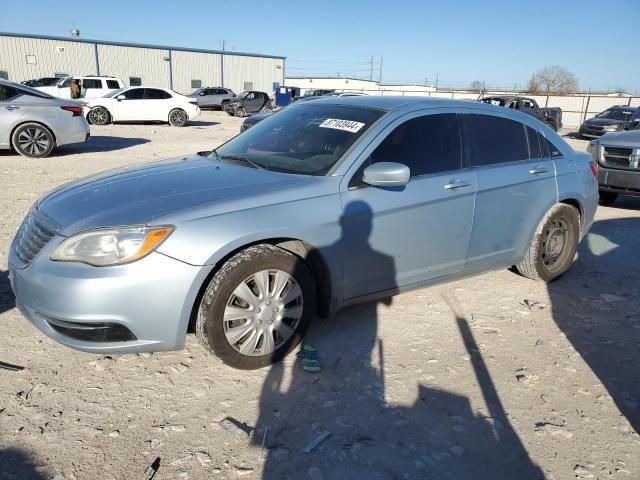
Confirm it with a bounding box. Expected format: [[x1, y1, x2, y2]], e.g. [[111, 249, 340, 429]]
[[1, 115, 639, 480]]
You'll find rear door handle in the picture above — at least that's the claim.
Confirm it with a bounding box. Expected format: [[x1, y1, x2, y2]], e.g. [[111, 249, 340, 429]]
[[529, 167, 548, 175], [6, 105, 20, 111], [444, 179, 471, 190]]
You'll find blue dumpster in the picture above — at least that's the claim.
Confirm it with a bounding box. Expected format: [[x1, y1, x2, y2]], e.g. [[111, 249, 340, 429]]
[[275, 86, 301, 107]]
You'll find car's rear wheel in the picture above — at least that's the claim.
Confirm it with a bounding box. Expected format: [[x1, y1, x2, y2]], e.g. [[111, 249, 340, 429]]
[[12, 123, 55, 158], [515, 203, 580, 282], [598, 191, 618, 206], [88, 106, 111, 125], [196, 244, 316, 369], [168, 108, 188, 127]]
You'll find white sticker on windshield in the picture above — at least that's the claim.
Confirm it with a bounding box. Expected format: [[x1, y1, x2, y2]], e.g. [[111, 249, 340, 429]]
[[319, 118, 365, 133]]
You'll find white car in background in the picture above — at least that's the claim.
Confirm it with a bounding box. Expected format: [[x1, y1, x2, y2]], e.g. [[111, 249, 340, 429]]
[[84, 87, 201, 127], [36, 76, 124, 99], [0, 79, 90, 158]]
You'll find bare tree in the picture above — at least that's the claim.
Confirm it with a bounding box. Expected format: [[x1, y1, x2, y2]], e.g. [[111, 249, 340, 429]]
[[527, 66, 578, 95], [469, 80, 486, 93]]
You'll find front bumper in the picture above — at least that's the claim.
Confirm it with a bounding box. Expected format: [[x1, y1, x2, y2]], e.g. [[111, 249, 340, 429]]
[[9, 237, 210, 354], [580, 125, 620, 138], [599, 166, 640, 196]]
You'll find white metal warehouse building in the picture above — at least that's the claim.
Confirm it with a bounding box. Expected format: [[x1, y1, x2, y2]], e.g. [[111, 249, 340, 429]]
[[0, 32, 285, 94]]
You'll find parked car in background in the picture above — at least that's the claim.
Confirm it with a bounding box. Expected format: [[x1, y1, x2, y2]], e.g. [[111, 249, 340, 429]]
[[293, 89, 335, 101], [84, 87, 200, 127], [223, 91, 271, 117], [22, 77, 60, 88], [480, 96, 562, 131], [9, 96, 597, 370], [0, 79, 89, 158], [587, 123, 640, 205], [189, 87, 235, 110], [240, 111, 273, 132], [36, 76, 125, 99], [579, 106, 640, 139]]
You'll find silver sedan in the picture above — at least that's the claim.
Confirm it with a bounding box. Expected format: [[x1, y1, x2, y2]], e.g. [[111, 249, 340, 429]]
[[0, 79, 90, 158]]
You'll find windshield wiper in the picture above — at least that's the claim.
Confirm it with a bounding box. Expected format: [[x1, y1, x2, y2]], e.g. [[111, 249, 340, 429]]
[[218, 154, 265, 170]]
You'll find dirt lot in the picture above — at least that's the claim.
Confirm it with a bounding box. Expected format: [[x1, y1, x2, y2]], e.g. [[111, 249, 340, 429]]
[[1, 113, 639, 480]]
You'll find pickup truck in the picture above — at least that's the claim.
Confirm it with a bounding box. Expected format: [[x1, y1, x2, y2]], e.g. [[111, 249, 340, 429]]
[[480, 95, 562, 132], [36, 76, 124, 99]]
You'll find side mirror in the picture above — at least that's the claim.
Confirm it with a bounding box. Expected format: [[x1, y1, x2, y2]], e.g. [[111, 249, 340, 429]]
[[362, 162, 410, 187], [116, 94, 126, 101], [199, 92, 206, 96]]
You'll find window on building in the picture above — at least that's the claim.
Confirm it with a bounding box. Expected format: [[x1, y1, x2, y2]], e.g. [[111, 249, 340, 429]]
[[82, 79, 102, 89], [25, 55, 37, 65], [0, 85, 20, 101], [243, 81, 254, 91], [191, 79, 202, 89], [106, 80, 120, 89], [129, 76, 142, 87], [0, 71, 8, 80], [54, 73, 69, 78], [145, 88, 172, 100], [463, 114, 529, 166], [369, 113, 462, 177]]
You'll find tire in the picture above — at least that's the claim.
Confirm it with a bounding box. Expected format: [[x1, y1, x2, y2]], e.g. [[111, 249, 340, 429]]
[[236, 107, 247, 118], [88, 106, 111, 125], [11, 123, 55, 158], [196, 244, 316, 369], [598, 191, 618, 206], [515, 203, 580, 282], [168, 108, 188, 127]]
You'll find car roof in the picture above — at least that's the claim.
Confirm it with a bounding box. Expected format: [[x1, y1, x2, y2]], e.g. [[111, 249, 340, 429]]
[[300, 95, 483, 111]]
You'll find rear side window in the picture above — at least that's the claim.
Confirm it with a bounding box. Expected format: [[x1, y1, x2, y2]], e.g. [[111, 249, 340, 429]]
[[464, 114, 528, 166], [542, 136, 562, 158], [370, 113, 462, 176], [0, 85, 20, 101], [83, 79, 102, 89], [145, 88, 171, 99], [526, 126, 542, 159], [106, 80, 120, 89]]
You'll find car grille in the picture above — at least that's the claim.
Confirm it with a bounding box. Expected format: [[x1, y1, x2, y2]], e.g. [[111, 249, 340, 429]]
[[11, 208, 59, 268], [602, 147, 636, 169]]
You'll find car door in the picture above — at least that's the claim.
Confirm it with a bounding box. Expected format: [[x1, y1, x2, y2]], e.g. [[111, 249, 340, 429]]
[[340, 111, 477, 300], [144, 88, 173, 121], [461, 112, 557, 270], [0, 84, 28, 147], [81, 78, 103, 98], [110, 87, 145, 121]]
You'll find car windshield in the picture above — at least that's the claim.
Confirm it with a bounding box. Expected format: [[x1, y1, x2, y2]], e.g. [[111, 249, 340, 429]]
[[597, 108, 636, 121], [216, 103, 385, 175], [236, 91, 250, 99], [103, 88, 126, 98]]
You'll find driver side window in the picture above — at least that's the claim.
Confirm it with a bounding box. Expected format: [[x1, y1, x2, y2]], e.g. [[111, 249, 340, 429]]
[[367, 113, 462, 178], [123, 88, 144, 100]]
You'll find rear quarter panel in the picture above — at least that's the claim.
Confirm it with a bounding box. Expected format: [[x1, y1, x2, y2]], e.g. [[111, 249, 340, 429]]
[[555, 151, 598, 237]]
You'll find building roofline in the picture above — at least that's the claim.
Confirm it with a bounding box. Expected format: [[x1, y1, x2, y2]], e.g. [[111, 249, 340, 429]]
[[0, 31, 286, 60]]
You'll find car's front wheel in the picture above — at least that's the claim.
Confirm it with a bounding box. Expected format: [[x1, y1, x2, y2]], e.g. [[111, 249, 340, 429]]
[[12, 123, 55, 158], [515, 203, 580, 282], [88, 106, 111, 125], [598, 191, 618, 206], [168, 108, 188, 127], [196, 244, 316, 369]]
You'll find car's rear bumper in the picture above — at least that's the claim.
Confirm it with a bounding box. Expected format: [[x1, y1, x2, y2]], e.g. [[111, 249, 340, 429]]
[[599, 166, 640, 196], [55, 117, 90, 146], [9, 242, 210, 354]]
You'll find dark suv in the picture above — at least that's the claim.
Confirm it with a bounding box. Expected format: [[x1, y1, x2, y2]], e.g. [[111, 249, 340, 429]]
[[579, 106, 640, 139], [223, 91, 271, 117]]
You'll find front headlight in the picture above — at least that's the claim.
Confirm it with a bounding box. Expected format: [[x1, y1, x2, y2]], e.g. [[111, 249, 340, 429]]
[[50, 225, 174, 266], [603, 125, 620, 131]]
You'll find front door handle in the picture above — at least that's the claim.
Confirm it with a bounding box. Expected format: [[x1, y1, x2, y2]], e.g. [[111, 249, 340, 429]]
[[6, 105, 20, 111], [529, 167, 548, 175], [444, 179, 471, 190]]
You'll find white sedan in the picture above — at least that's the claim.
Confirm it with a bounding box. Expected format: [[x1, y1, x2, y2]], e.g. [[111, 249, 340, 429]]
[[85, 87, 200, 127]]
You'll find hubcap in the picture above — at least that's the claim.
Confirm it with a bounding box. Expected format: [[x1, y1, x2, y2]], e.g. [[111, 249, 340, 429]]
[[18, 128, 49, 155], [171, 111, 186, 125], [541, 218, 569, 270], [91, 109, 107, 124], [223, 269, 303, 356]]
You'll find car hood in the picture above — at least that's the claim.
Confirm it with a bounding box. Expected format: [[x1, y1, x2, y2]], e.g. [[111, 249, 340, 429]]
[[583, 117, 626, 127], [597, 129, 640, 147], [37, 154, 310, 236]]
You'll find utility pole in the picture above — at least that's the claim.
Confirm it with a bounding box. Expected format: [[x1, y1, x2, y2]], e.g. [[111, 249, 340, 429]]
[[369, 56, 374, 81], [220, 39, 225, 88], [435, 73, 439, 90], [378, 55, 383, 84], [424, 77, 428, 87]]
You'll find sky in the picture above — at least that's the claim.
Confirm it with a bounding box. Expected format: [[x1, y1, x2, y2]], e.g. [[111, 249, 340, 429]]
[[2, 0, 639, 93]]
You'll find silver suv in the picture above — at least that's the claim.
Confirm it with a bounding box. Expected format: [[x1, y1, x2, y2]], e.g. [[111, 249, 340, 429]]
[[189, 87, 235, 110]]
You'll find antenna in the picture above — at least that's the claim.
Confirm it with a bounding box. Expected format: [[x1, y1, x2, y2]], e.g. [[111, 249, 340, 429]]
[[70, 25, 80, 37]]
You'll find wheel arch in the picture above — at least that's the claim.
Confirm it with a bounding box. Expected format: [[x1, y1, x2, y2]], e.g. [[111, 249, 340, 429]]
[[558, 197, 583, 232], [86, 105, 111, 122], [10, 120, 57, 149], [187, 237, 333, 334]]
